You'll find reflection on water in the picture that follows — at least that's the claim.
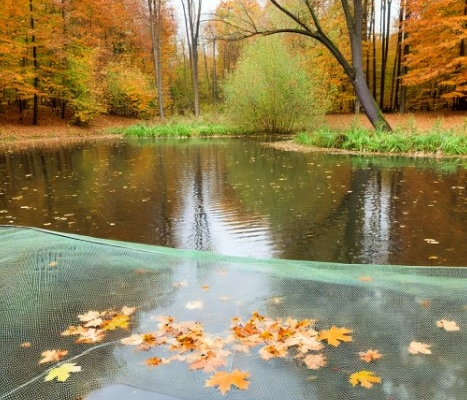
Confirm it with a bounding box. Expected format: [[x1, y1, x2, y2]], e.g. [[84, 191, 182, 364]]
[[0, 137, 466, 265]]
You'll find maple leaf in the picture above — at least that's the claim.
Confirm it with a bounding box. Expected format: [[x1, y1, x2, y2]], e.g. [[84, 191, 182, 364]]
[[358, 349, 383, 363], [61, 325, 87, 336], [349, 370, 381, 388], [78, 310, 101, 323], [101, 314, 130, 331], [317, 326, 353, 347], [75, 328, 106, 344], [302, 353, 327, 370], [39, 349, 68, 364], [121, 306, 136, 316], [121, 334, 144, 346], [205, 369, 250, 395], [145, 357, 163, 367], [189, 352, 227, 372], [44, 363, 81, 382], [408, 341, 432, 355], [259, 343, 288, 360], [436, 319, 460, 332]]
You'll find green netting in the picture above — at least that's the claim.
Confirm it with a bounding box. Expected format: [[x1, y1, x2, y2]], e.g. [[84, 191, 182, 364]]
[[0, 225, 466, 400]]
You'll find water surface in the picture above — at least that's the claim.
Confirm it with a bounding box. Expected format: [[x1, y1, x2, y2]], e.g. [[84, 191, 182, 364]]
[[1, 137, 466, 265]]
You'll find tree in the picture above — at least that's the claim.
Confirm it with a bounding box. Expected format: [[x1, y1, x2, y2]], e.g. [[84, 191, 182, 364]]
[[215, 0, 392, 131], [224, 36, 330, 133], [402, 0, 467, 110], [181, 0, 203, 116]]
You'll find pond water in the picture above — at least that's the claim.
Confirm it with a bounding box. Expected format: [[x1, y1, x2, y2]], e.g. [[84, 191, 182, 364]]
[[0, 137, 466, 266]]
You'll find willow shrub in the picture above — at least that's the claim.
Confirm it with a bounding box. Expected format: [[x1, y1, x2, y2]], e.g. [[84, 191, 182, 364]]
[[224, 37, 329, 134]]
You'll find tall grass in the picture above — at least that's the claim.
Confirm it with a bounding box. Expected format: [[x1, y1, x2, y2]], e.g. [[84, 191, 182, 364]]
[[107, 121, 242, 138], [297, 119, 467, 156]]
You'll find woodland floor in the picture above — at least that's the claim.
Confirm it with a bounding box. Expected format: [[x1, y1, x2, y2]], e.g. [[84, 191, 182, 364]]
[[1, 105, 467, 151]]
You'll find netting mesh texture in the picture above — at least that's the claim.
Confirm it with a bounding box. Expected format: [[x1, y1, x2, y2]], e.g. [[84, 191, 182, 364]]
[[0, 225, 466, 400]]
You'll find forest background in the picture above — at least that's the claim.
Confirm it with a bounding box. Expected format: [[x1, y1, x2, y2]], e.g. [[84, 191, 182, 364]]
[[1, 0, 467, 135]]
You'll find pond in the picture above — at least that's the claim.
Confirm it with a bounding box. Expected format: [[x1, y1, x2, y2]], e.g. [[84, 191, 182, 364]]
[[0, 136, 466, 266]]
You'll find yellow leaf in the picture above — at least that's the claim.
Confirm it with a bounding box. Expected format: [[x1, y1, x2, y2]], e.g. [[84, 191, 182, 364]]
[[317, 326, 353, 346], [101, 314, 130, 330], [436, 319, 460, 331], [349, 370, 381, 388], [44, 363, 81, 382], [205, 369, 250, 395]]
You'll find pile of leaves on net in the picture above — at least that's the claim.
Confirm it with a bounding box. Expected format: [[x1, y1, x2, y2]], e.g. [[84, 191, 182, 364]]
[[29, 301, 460, 395]]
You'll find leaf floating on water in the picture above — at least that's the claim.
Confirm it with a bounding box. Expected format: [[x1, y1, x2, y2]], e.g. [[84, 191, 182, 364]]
[[349, 370, 381, 388], [316, 326, 352, 347], [436, 319, 460, 331], [302, 353, 327, 370], [44, 363, 81, 382], [205, 369, 250, 395], [39, 349, 68, 364], [408, 341, 432, 355], [145, 357, 163, 367], [424, 238, 439, 244], [358, 349, 382, 363]]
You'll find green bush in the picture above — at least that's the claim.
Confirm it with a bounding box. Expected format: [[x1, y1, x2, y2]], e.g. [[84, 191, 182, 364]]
[[224, 37, 329, 134]]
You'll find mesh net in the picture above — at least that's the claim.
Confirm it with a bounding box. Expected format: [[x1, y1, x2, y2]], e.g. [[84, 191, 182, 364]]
[[0, 225, 466, 400]]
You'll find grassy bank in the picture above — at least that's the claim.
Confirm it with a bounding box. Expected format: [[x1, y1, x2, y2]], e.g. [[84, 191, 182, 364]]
[[296, 119, 467, 156], [107, 121, 244, 138]]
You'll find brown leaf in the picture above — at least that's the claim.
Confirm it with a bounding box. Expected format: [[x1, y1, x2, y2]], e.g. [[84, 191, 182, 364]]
[[145, 357, 163, 367]]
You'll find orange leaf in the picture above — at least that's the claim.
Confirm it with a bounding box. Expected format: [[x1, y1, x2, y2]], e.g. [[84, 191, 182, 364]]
[[349, 370, 381, 388], [205, 369, 250, 395], [145, 357, 163, 367], [317, 326, 353, 347], [358, 349, 383, 362], [39, 349, 68, 364]]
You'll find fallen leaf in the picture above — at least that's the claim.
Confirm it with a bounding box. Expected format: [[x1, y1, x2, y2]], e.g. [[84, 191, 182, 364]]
[[77, 310, 101, 323], [101, 314, 130, 330], [120, 334, 144, 346], [185, 301, 203, 310], [259, 343, 288, 360], [349, 370, 381, 388], [61, 325, 87, 336], [205, 369, 250, 395], [317, 326, 353, 347], [145, 357, 163, 367], [358, 349, 383, 363], [436, 319, 460, 331], [424, 238, 439, 244], [44, 363, 81, 382], [202, 285, 210, 291], [408, 341, 432, 354], [121, 306, 136, 316], [358, 276, 373, 282], [75, 328, 106, 344], [39, 349, 68, 364], [21, 342, 32, 348], [302, 353, 327, 370], [189, 353, 227, 372]]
